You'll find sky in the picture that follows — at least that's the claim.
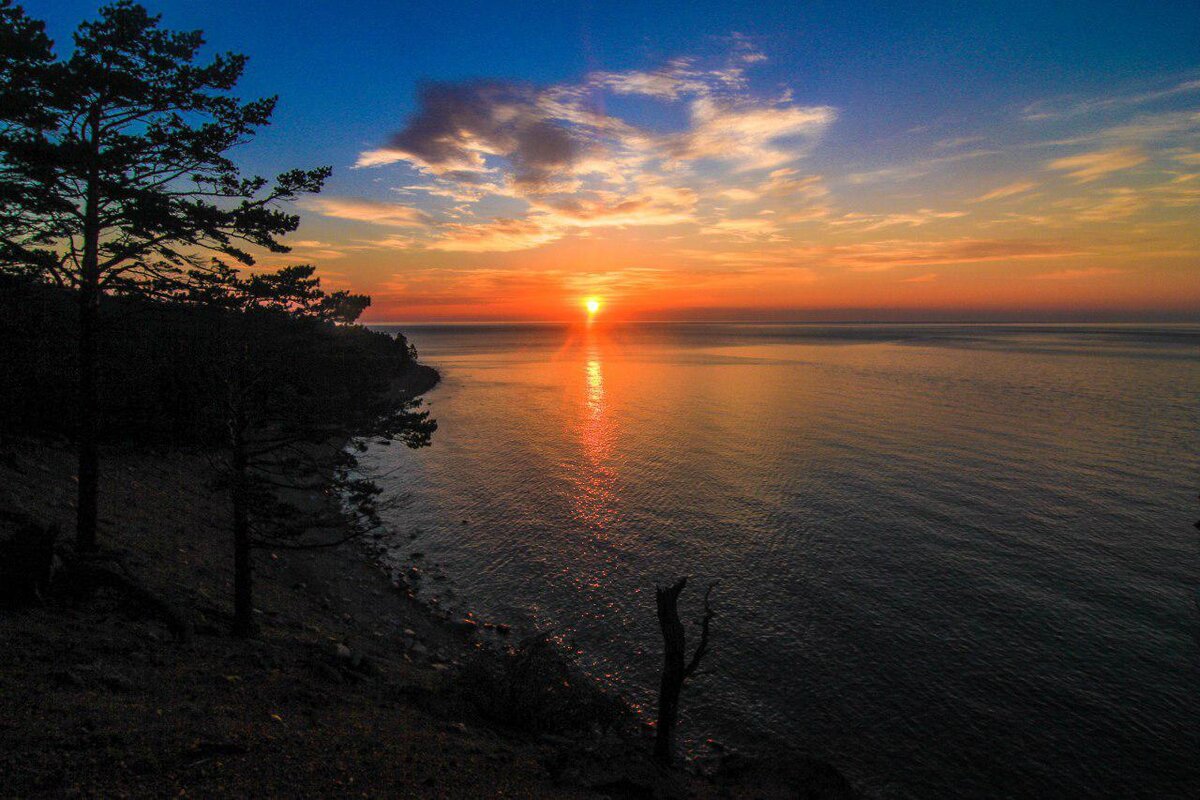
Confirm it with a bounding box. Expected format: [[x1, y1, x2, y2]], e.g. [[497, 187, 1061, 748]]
[[27, 1, 1200, 322]]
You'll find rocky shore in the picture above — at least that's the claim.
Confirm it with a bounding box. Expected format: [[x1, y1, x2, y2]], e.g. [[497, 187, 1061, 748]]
[[0, 365, 857, 799]]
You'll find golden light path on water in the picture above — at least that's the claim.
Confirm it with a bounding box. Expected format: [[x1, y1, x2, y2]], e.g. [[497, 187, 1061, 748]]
[[573, 327, 618, 547]]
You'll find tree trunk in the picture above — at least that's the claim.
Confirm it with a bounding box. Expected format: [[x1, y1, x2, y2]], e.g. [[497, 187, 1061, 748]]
[[75, 116, 102, 553], [654, 579, 688, 764], [653, 577, 714, 766], [231, 437, 254, 637], [76, 281, 99, 552]]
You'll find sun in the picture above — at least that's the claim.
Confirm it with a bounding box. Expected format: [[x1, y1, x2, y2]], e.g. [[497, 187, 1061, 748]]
[[585, 297, 601, 315]]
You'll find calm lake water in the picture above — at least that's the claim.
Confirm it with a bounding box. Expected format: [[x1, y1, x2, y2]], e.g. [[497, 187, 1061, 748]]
[[366, 323, 1199, 798]]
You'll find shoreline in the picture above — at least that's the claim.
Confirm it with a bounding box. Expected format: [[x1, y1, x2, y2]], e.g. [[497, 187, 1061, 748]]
[[359, 361, 859, 793], [0, 359, 858, 798]]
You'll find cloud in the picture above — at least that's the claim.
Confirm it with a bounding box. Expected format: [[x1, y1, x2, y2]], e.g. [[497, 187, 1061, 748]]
[[427, 218, 562, 252], [356, 81, 591, 192], [1022, 78, 1200, 121], [589, 59, 716, 100], [532, 185, 697, 228], [901, 273, 938, 282], [663, 97, 835, 169], [1057, 188, 1148, 222], [825, 238, 1080, 270], [349, 47, 840, 253], [304, 197, 431, 227], [701, 217, 781, 240], [1046, 147, 1148, 182], [678, 238, 1083, 271], [360, 53, 834, 190], [364, 235, 418, 250], [845, 148, 997, 185], [970, 180, 1039, 202], [832, 209, 967, 231], [1031, 267, 1125, 280], [934, 135, 985, 150]]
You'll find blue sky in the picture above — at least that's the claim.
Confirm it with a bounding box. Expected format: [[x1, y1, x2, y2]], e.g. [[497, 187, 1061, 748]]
[[23, 1, 1200, 320]]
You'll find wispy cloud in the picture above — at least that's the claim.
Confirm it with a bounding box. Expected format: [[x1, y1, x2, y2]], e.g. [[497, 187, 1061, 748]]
[[1058, 188, 1148, 222], [1046, 147, 1147, 182], [662, 97, 835, 170], [427, 218, 562, 252], [832, 209, 967, 231], [1022, 77, 1200, 120], [679, 238, 1083, 271], [970, 180, 1039, 202], [1031, 267, 1125, 280], [303, 197, 431, 227]]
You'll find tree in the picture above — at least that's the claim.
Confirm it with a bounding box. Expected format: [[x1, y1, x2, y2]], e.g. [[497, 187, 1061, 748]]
[[178, 263, 436, 637], [0, 1, 329, 552], [0, 1, 56, 269], [654, 577, 715, 765]]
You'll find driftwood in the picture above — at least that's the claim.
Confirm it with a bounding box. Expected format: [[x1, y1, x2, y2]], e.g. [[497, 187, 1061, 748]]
[[654, 577, 715, 765]]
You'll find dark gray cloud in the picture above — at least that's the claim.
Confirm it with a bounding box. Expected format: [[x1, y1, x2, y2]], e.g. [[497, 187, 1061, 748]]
[[386, 81, 582, 191]]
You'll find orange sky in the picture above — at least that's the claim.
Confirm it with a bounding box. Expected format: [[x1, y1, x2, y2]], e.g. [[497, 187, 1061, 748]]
[[256, 49, 1200, 322]]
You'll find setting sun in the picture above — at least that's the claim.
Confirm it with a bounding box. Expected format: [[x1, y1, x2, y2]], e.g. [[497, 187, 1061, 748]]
[[585, 298, 601, 315]]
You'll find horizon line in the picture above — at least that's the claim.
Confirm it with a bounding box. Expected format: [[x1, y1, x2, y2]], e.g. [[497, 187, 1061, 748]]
[[365, 317, 1200, 327]]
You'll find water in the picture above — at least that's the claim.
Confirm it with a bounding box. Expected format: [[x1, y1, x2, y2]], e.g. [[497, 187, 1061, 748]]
[[364, 322, 1199, 798]]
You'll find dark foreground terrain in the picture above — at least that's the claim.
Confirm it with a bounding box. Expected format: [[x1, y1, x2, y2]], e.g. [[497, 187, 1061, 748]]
[[0, 435, 856, 798]]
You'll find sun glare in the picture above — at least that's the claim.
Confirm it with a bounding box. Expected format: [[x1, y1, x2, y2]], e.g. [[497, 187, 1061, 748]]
[[585, 297, 601, 315]]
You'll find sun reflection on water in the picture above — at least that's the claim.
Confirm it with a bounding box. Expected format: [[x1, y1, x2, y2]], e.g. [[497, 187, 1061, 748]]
[[572, 328, 618, 534]]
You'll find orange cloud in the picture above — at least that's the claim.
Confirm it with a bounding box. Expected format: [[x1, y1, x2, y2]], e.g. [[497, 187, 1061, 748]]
[[970, 180, 1039, 202], [1047, 147, 1148, 182], [303, 197, 431, 227], [1031, 267, 1125, 280]]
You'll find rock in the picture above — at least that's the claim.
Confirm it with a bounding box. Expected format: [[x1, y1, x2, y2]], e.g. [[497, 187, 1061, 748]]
[[335, 643, 352, 660], [98, 670, 136, 692], [410, 643, 429, 657]]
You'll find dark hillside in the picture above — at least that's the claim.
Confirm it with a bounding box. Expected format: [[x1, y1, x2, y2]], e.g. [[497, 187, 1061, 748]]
[[0, 274, 425, 445]]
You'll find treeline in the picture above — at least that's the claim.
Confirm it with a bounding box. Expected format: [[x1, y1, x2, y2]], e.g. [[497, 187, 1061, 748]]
[[0, 273, 421, 445], [0, 0, 436, 637]]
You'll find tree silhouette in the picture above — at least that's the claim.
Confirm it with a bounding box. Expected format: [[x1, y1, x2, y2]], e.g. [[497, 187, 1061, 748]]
[[178, 263, 436, 637], [0, 1, 329, 552], [0, 1, 56, 267], [654, 577, 715, 765]]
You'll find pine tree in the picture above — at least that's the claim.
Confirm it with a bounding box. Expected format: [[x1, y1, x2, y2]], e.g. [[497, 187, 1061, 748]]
[[179, 262, 436, 637], [0, 2, 329, 551]]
